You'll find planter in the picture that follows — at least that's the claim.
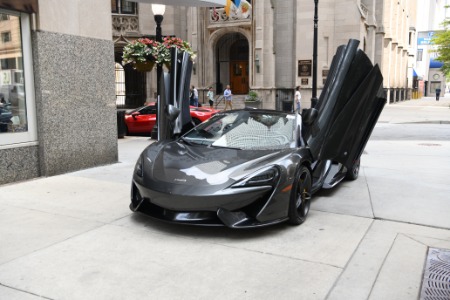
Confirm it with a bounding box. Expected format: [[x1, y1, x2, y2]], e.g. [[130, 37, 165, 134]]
[[133, 61, 155, 72], [244, 100, 261, 109], [163, 61, 171, 71]]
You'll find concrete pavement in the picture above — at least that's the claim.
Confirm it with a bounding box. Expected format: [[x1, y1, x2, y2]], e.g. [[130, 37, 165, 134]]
[[0, 96, 449, 299]]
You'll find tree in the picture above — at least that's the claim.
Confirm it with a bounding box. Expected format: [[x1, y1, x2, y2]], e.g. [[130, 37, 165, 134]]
[[431, 16, 450, 76]]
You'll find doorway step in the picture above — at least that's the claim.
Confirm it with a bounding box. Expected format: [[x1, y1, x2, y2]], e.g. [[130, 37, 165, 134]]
[[205, 95, 247, 111]]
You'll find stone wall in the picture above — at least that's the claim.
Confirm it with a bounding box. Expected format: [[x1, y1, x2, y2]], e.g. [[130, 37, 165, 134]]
[[32, 31, 118, 176], [0, 145, 40, 185]]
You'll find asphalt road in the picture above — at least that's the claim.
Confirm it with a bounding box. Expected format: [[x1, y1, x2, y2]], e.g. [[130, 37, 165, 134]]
[[371, 123, 450, 141]]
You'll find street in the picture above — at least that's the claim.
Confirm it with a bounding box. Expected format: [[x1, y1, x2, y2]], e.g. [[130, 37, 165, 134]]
[[0, 97, 449, 299]]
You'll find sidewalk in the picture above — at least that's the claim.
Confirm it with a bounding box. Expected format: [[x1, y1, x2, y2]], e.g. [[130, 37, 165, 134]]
[[0, 99, 449, 299], [378, 95, 450, 124]]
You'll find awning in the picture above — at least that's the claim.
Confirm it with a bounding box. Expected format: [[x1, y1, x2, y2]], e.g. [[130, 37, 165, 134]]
[[430, 59, 444, 69], [129, 0, 226, 6], [0, 0, 38, 13], [412, 69, 423, 80]]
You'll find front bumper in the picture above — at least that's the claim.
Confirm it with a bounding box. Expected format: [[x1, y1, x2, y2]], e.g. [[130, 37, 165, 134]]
[[130, 181, 288, 228]]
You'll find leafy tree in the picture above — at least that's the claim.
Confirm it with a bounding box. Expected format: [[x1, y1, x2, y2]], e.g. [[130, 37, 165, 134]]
[[431, 16, 450, 76]]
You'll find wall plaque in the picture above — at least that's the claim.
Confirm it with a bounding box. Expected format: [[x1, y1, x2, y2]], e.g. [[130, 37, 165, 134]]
[[298, 60, 312, 77]]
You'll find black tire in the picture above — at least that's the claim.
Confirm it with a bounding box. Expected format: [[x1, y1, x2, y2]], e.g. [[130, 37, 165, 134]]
[[345, 158, 360, 181], [288, 165, 312, 225]]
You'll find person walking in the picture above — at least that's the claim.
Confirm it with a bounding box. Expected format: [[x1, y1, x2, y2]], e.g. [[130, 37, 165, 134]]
[[294, 86, 302, 113], [190, 85, 199, 107], [207, 86, 214, 108], [224, 85, 233, 110], [436, 88, 441, 101]]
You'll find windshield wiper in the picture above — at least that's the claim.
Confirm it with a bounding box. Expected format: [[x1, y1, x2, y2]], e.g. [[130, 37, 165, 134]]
[[209, 144, 242, 150], [180, 137, 210, 146]]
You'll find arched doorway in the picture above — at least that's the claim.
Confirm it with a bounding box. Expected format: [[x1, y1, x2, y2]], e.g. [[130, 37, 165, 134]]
[[215, 33, 249, 95], [114, 49, 147, 109]]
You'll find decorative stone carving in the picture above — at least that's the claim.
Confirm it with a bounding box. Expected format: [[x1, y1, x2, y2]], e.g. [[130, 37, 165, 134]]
[[358, 1, 368, 20], [112, 15, 140, 36], [209, 7, 251, 25]]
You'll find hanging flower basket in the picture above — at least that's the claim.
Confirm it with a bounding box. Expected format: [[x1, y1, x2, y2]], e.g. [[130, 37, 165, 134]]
[[163, 61, 172, 70], [122, 37, 196, 73], [133, 61, 155, 72]]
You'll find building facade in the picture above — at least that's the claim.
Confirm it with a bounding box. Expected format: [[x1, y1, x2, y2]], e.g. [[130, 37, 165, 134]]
[[415, 0, 448, 97], [0, 0, 420, 185], [114, 0, 417, 110], [0, 0, 117, 185]]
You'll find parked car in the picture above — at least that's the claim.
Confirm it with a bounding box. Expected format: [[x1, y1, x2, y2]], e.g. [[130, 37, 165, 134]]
[[124, 102, 218, 135], [130, 106, 380, 228], [129, 39, 386, 228], [0, 102, 12, 132]]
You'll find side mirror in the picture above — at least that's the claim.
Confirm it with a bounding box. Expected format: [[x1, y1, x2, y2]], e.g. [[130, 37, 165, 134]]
[[166, 104, 180, 122], [302, 108, 318, 125]]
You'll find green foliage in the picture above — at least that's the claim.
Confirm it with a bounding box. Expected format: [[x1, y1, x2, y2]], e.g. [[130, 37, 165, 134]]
[[246, 90, 259, 102], [122, 37, 196, 68], [431, 18, 450, 76]]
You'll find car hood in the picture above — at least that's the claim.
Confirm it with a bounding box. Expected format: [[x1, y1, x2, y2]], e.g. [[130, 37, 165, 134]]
[[143, 140, 290, 187]]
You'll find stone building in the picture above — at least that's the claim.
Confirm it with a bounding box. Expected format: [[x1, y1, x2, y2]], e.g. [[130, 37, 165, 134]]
[[0, 0, 117, 185], [114, 0, 417, 110]]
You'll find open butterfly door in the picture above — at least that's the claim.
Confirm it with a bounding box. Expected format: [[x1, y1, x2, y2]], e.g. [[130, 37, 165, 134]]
[[304, 39, 387, 169]]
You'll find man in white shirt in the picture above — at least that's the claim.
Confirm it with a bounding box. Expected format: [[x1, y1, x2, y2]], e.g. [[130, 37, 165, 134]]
[[294, 86, 301, 113]]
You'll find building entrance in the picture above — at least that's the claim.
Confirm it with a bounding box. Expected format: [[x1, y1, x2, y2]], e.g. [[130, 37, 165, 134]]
[[230, 61, 248, 94], [215, 33, 249, 95]]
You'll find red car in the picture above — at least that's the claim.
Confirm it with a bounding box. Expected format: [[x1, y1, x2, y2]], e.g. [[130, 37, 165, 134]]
[[124, 102, 218, 135]]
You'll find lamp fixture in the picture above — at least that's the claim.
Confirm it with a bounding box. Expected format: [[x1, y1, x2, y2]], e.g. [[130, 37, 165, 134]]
[[152, 4, 166, 16]]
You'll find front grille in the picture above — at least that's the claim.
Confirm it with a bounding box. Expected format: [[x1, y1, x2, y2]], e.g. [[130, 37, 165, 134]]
[[420, 247, 450, 300]]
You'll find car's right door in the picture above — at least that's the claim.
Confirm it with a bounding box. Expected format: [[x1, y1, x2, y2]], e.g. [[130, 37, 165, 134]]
[[304, 39, 386, 170]]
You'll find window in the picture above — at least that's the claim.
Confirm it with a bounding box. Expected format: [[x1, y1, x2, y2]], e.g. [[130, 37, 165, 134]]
[[0, 11, 36, 145], [0, 14, 9, 21], [111, 0, 137, 14], [140, 106, 157, 115], [1, 58, 16, 69], [1, 31, 11, 43], [115, 63, 125, 107], [417, 49, 423, 61]]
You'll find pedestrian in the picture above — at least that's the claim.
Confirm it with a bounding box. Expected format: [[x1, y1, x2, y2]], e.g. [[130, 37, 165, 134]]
[[294, 86, 301, 113], [190, 85, 199, 107], [436, 88, 441, 101], [207, 86, 214, 108], [224, 85, 233, 110]]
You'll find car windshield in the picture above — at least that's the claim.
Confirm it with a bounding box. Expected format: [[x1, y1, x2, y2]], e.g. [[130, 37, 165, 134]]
[[182, 110, 298, 150]]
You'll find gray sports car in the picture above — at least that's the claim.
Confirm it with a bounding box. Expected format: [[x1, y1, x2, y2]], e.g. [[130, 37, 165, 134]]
[[130, 39, 386, 228]]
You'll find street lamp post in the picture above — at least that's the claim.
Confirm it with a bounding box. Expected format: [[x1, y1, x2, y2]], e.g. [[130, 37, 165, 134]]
[[311, 0, 319, 108], [152, 4, 165, 140]]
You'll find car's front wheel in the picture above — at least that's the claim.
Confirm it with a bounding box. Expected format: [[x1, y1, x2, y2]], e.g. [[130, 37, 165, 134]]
[[345, 158, 360, 180], [288, 165, 312, 225]]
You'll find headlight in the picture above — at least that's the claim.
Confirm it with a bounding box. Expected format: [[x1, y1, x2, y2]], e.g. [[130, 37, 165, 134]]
[[135, 156, 144, 178], [232, 166, 280, 188]]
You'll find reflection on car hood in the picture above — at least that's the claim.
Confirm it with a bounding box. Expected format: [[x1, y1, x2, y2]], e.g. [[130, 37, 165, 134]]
[[147, 141, 289, 186]]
